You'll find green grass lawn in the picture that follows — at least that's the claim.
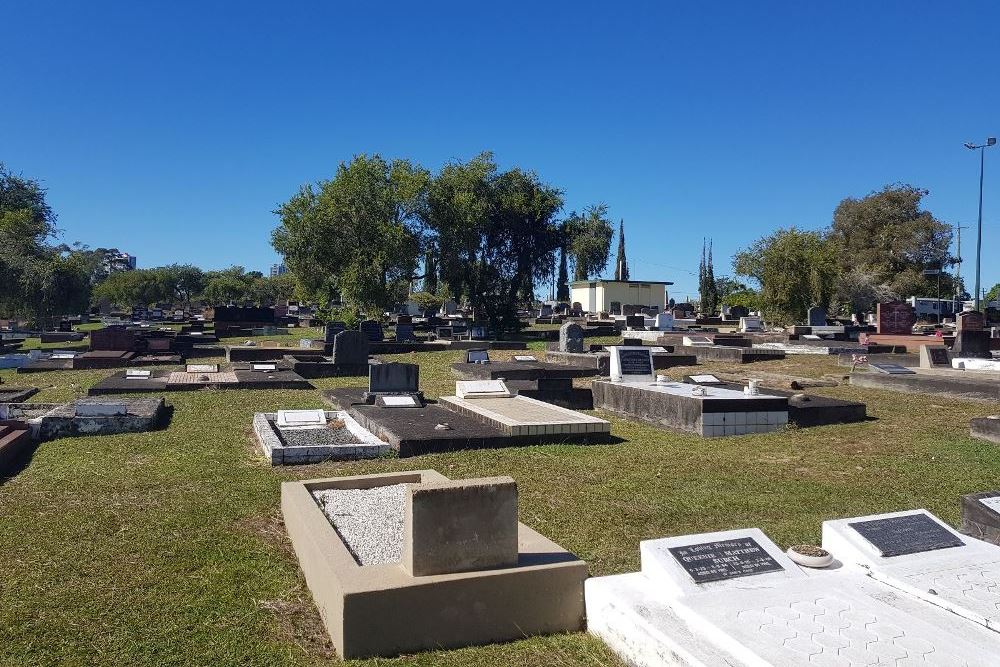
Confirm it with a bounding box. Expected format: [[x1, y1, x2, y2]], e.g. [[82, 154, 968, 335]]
[[1, 349, 998, 666]]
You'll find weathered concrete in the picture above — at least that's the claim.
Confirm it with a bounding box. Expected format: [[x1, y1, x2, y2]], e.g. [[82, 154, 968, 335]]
[[226, 345, 326, 362], [282, 470, 587, 659], [0, 420, 32, 473], [544, 350, 697, 375], [254, 410, 390, 464], [451, 360, 598, 381], [850, 370, 1000, 402], [403, 476, 518, 576], [438, 394, 611, 439], [961, 491, 1000, 545], [680, 344, 785, 364], [27, 397, 168, 440], [0, 387, 39, 403]]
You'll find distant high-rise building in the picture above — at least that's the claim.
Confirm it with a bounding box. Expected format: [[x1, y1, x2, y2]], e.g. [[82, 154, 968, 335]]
[[270, 262, 287, 277], [104, 251, 137, 273]]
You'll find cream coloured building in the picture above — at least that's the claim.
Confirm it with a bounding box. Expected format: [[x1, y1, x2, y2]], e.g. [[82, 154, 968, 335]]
[[569, 279, 672, 314]]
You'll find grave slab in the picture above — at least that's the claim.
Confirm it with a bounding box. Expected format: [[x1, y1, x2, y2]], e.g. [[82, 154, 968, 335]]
[[438, 393, 611, 439], [961, 491, 1000, 546], [0, 387, 39, 403], [824, 509, 1000, 634], [31, 397, 168, 440], [588, 526, 1000, 667], [0, 419, 33, 473], [850, 369, 1000, 402], [451, 360, 599, 381], [254, 410, 389, 464], [282, 470, 586, 658]]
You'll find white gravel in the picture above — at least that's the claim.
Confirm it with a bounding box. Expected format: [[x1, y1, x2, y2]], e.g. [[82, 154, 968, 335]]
[[312, 484, 406, 565]]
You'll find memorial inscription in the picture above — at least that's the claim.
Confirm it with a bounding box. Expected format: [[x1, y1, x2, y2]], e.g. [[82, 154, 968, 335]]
[[618, 349, 653, 376], [668, 537, 783, 584], [849, 514, 964, 557]]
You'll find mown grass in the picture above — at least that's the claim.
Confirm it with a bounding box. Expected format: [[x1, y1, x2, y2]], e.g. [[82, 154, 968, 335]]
[[1, 341, 998, 666]]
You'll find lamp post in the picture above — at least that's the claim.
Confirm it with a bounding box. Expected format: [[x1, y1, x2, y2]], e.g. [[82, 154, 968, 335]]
[[964, 137, 996, 311]]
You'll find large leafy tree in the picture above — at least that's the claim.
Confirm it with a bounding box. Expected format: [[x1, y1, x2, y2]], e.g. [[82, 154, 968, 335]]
[[426, 152, 563, 334], [564, 203, 613, 281], [829, 184, 955, 297], [733, 227, 839, 324], [272, 154, 429, 317]]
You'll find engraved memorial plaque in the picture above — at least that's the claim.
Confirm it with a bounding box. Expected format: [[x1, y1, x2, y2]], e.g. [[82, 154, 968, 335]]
[[669, 536, 783, 584], [849, 514, 964, 557]]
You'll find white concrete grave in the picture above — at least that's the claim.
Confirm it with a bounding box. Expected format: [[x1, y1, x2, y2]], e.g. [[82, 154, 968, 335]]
[[654, 312, 674, 331], [682, 335, 713, 347], [455, 380, 512, 399], [587, 526, 1000, 666], [276, 409, 327, 429], [824, 508, 1000, 633], [608, 346, 654, 383], [953, 357, 1000, 371], [738, 316, 761, 332]]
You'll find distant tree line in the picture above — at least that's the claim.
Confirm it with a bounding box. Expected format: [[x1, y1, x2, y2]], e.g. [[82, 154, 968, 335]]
[[272, 152, 615, 334]]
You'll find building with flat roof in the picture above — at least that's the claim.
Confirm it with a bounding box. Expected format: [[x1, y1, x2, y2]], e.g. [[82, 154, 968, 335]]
[[270, 263, 287, 277], [570, 279, 673, 314]]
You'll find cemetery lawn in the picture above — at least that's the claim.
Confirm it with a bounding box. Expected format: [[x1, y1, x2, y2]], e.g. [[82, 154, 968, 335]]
[[2, 348, 998, 666]]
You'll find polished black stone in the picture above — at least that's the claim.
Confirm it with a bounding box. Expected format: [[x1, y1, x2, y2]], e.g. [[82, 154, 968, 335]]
[[669, 537, 783, 584], [849, 514, 964, 557]]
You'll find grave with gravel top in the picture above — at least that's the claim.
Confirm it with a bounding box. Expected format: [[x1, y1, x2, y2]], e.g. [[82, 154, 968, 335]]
[[254, 409, 389, 465]]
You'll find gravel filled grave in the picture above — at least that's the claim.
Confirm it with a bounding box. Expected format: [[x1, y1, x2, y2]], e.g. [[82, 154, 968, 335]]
[[277, 420, 364, 448], [312, 484, 406, 566]]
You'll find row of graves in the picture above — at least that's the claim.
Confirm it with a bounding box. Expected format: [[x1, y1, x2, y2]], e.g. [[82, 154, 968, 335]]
[[277, 458, 1000, 661], [253, 358, 612, 463], [89, 360, 314, 394]]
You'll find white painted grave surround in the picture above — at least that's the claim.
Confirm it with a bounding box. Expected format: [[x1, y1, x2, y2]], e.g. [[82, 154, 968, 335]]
[[608, 346, 654, 383], [276, 409, 327, 429], [682, 336, 713, 347], [586, 527, 1000, 666], [455, 380, 511, 399], [824, 508, 1000, 633]]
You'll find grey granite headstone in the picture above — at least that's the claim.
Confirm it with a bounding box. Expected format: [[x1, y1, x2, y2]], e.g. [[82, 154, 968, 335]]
[[324, 321, 346, 343], [808, 306, 827, 327], [559, 322, 585, 353], [369, 362, 419, 394], [331, 330, 369, 364]]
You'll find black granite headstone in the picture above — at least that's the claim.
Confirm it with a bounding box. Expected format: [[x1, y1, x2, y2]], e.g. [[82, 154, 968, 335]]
[[618, 348, 653, 376], [359, 320, 384, 342], [669, 537, 783, 584]]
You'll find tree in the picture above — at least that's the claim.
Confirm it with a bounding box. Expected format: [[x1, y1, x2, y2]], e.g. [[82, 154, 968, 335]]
[[699, 239, 719, 315], [272, 154, 429, 318], [425, 152, 564, 335], [613, 219, 629, 280], [91, 268, 170, 309], [564, 204, 613, 281], [556, 245, 570, 301], [984, 283, 1000, 304], [733, 227, 839, 325], [408, 290, 442, 314], [829, 184, 955, 297], [832, 267, 895, 317]]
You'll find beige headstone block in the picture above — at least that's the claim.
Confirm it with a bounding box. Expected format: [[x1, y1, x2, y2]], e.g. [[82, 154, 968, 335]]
[[404, 476, 518, 577]]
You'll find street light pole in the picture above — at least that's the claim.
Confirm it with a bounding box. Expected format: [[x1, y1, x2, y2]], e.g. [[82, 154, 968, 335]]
[[965, 137, 996, 311]]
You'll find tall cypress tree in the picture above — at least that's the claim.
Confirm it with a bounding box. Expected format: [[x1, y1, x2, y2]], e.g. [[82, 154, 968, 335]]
[[556, 245, 570, 301], [705, 239, 718, 314], [614, 219, 629, 281]]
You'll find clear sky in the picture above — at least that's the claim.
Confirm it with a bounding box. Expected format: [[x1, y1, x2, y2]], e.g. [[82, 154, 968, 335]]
[[5, 1, 999, 300]]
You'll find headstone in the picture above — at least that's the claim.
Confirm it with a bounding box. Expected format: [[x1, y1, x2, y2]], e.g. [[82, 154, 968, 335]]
[[876, 301, 916, 334], [728, 305, 749, 319], [90, 326, 137, 351], [436, 326, 454, 340], [396, 314, 413, 325], [559, 322, 584, 353], [369, 362, 419, 394], [807, 305, 827, 327], [654, 313, 674, 331], [538, 304, 553, 318], [331, 330, 369, 365], [466, 349, 490, 364], [870, 362, 916, 375], [957, 310, 985, 331], [276, 409, 327, 428], [455, 380, 511, 399], [359, 320, 384, 342], [609, 301, 621, 315], [622, 304, 640, 317], [324, 321, 347, 343], [738, 316, 761, 332], [469, 324, 488, 339], [147, 337, 171, 352], [953, 329, 993, 359], [402, 476, 518, 577], [621, 337, 642, 347], [395, 323, 417, 342], [919, 344, 951, 369], [608, 346, 654, 382]]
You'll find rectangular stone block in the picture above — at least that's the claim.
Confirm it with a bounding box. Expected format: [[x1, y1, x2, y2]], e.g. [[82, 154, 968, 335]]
[[404, 476, 518, 576]]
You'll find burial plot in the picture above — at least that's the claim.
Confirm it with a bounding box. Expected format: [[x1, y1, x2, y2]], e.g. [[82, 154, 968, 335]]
[[282, 470, 586, 658], [466, 348, 490, 364], [254, 409, 389, 464], [359, 320, 384, 342], [807, 305, 827, 326], [608, 345, 654, 382], [961, 491, 1000, 545], [394, 323, 417, 342], [682, 335, 713, 347], [919, 344, 951, 369], [824, 508, 1000, 635], [625, 315, 645, 330], [34, 397, 168, 439], [588, 526, 1000, 666], [324, 321, 346, 344], [186, 363, 219, 373], [738, 316, 761, 332], [364, 362, 422, 405], [877, 300, 917, 334], [559, 322, 584, 353], [0, 419, 32, 474]]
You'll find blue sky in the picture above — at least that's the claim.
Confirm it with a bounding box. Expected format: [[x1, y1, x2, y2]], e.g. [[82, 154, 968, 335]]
[[5, 1, 999, 300]]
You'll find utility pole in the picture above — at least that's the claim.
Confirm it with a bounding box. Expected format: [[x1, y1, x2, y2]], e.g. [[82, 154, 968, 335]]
[[964, 137, 996, 311]]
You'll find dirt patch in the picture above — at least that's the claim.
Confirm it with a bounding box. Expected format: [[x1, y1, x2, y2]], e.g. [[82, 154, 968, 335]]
[[259, 593, 336, 660]]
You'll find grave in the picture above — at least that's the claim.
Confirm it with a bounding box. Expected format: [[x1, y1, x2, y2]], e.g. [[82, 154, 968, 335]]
[[20, 397, 169, 440], [595, 347, 789, 436], [439, 383, 611, 439], [971, 415, 1000, 444], [282, 470, 586, 658], [254, 409, 390, 464], [851, 368, 1000, 402], [186, 363, 219, 373], [0, 386, 39, 403], [682, 335, 713, 346], [685, 342, 786, 364], [363, 362, 422, 405], [0, 418, 32, 473], [961, 491, 1000, 544], [359, 320, 384, 342], [466, 348, 490, 363], [870, 362, 916, 374], [877, 300, 917, 334], [953, 357, 1000, 371], [625, 315, 645, 331], [653, 312, 673, 331], [919, 343, 951, 369], [953, 329, 993, 359], [737, 316, 761, 333], [324, 321, 347, 344], [587, 525, 1000, 667], [394, 323, 417, 342], [451, 357, 598, 382], [559, 322, 584, 353], [824, 508, 1000, 635]]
